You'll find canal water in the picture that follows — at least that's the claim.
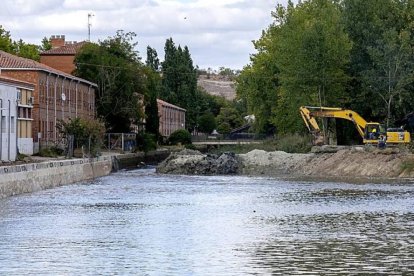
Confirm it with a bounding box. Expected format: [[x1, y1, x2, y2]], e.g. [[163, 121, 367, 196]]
[[0, 168, 413, 275]]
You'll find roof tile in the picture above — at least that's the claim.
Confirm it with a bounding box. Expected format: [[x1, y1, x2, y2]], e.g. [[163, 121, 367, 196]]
[[0, 50, 96, 86], [41, 41, 87, 55]]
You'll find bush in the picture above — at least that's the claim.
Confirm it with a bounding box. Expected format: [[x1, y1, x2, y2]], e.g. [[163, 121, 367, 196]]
[[57, 117, 105, 157], [136, 132, 157, 153], [167, 129, 192, 145], [198, 113, 216, 134], [37, 146, 62, 157]]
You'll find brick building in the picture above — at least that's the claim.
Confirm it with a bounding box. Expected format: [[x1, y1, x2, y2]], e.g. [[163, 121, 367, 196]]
[[40, 35, 87, 74], [0, 75, 34, 160], [157, 99, 186, 137], [0, 50, 96, 148]]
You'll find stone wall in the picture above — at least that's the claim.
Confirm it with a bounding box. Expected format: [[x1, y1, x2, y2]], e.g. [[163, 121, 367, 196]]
[[0, 156, 113, 199]]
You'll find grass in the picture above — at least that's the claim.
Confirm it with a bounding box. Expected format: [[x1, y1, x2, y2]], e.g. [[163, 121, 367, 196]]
[[400, 160, 414, 173]]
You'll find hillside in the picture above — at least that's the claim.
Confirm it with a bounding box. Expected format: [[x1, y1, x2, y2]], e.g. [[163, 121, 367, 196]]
[[197, 75, 236, 101]]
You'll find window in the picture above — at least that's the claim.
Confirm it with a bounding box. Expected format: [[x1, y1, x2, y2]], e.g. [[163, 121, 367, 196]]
[[1, 116, 5, 133], [17, 89, 22, 103], [11, 116, 15, 133]]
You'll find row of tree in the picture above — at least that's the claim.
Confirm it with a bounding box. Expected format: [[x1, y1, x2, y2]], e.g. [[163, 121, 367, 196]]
[[0, 25, 246, 139], [0, 25, 51, 61], [236, 0, 414, 139], [74, 32, 241, 138]]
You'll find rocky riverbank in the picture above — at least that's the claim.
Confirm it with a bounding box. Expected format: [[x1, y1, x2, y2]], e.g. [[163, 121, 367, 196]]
[[156, 147, 414, 181]]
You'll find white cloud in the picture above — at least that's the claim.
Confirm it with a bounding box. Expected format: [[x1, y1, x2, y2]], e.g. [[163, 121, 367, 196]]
[[2, 0, 291, 69]]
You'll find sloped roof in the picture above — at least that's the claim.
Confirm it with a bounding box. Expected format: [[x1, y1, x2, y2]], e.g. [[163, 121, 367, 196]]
[[0, 50, 97, 87], [41, 41, 87, 55], [0, 75, 34, 89], [157, 99, 186, 112]]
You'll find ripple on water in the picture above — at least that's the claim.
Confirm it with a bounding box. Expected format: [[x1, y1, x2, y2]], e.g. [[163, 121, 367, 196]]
[[0, 168, 413, 275]]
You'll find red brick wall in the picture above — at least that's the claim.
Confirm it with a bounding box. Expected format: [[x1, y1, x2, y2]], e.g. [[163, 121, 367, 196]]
[[1, 70, 96, 144], [40, 55, 76, 74], [158, 101, 186, 137]]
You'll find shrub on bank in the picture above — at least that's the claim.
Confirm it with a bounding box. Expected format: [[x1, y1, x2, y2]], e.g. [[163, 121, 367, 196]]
[[36, 146, 63, 157], [167, 129, 192, 145], [136, 132, 157, 153]]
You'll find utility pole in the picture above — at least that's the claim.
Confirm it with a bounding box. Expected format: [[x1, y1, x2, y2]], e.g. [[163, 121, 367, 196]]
[[88, 13, 94, 41]]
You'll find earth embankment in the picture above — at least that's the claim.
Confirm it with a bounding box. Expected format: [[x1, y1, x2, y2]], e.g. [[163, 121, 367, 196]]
[[156, 147, 414, 181]]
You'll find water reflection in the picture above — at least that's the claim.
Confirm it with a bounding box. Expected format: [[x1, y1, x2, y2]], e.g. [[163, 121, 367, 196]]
[[0, 168, 412, 275], [254, 212, 414, 275]]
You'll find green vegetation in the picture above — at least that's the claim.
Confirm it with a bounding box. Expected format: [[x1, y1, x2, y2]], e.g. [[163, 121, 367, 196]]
[[167, 129, 192, 145], [37, 147, 63, 158], [0, 25, 44, 61], [400, 160, 414, 174], [198, 113, 216, 134], [136, 132, 157, 153], [236, 0, 414, 139], [74, 31, 146, 133], [57, 117, 105, 157]]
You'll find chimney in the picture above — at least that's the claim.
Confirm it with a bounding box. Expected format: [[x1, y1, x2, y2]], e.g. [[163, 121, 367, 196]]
[[50, 35, 65, 48]]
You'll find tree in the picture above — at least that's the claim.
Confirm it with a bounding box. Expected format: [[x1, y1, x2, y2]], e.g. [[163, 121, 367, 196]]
[[160, 38, 198, 130], [74, 31, 146, 133], [0, 26, 41, 61], [146, 46, 159, 71], [0, 25, 14, 53], [364, 28, 414, 127], [198, 112, 216, 134], [216, 107, 244, 135], [237, 0, 352, 135], [341, 0, 414, 125], [13, 39, 40, 61], [144, 46, 161, 137], [273, 0, 352, 133], [40, 36, 52, 51]]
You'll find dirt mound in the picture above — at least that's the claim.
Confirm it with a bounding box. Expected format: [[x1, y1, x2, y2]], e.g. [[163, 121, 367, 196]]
[[156, 148, 414, 181]]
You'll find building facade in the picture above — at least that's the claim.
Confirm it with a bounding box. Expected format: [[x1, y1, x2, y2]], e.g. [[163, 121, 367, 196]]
[[40, 35, 87, 74], [0, 50, 97, 149], [157, 99, 186, 137], [0, 75, 34, 161]]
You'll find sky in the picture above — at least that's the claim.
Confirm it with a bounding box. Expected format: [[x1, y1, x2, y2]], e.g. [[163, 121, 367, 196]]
[[1, 0, 291, 70]]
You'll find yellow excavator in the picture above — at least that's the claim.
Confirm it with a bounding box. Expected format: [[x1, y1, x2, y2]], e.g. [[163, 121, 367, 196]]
[[299, 106, 411, 145]]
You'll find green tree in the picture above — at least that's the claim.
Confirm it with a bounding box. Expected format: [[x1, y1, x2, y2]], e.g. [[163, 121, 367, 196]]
[[216, 107, 244, 135], [146, 46, 160, 71], [144, 46, 161, 137], [341, 0, 414, 125], [364, 28, 414, 127], [237, 0, 352, 135], [0, 25, 15, 53], [161, 38, 198, 130], [273, 0, 352, 133], [74, 31, 145, 133], [198, 112, 216, 134], [13, 39, 40, 61], [40, 36, 52, 51]]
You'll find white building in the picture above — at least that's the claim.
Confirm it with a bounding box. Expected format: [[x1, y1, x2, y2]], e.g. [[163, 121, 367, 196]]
[[0, 76, 34, 161]]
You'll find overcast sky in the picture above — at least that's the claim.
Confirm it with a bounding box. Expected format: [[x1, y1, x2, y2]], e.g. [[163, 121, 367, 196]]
[[1, 0, 290, 70]]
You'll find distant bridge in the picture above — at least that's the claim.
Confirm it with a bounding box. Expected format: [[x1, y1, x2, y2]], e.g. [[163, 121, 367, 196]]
[[192, 140, 262, 145]]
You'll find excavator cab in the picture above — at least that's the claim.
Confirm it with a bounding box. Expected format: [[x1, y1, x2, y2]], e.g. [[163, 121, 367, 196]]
[[363, 123, 384, 142]]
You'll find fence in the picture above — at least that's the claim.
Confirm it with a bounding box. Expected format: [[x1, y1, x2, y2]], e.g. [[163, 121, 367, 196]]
[[104, 133, 137, 152]]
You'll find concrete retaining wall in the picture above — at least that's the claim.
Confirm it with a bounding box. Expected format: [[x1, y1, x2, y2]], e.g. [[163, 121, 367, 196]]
[[0, 156, 113, 199]]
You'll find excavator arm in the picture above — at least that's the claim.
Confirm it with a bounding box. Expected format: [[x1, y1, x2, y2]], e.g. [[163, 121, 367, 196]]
[[299, 106, 411, 145], [299, 106, 369, 140]]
